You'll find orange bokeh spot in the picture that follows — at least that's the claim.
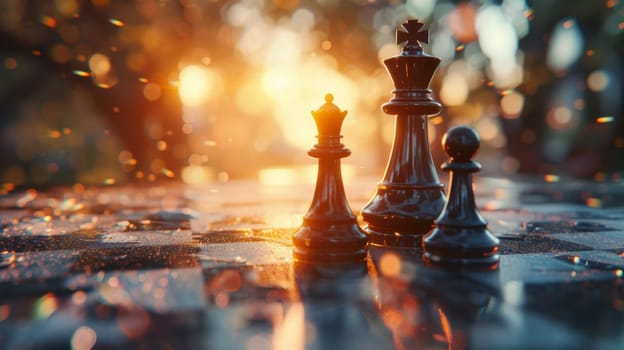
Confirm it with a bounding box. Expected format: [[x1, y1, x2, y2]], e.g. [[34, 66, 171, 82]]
[[449, 3, 478, 43], [117, 306, 151, 339], [544, 174, 560, 183], [379, 253, 401, 277]]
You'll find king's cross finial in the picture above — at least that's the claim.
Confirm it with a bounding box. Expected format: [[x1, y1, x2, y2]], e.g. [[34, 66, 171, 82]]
[[396, 19, 429, 48]]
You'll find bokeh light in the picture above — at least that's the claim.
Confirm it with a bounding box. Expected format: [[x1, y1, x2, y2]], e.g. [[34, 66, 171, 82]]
[[0, 0, 622, 185], [546, 18, 584, 72], [179, 65, 219, 107], [71, 326, 97, 350], [33, 293, 58, 320], [500, 91, 524, 118], [587, 70, 610, 92]]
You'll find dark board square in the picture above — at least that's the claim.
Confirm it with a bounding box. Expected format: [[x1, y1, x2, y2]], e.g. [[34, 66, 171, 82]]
[[523, 220, 616, 234], [523, 280, 624, 337], [499, 236, 592, 254]]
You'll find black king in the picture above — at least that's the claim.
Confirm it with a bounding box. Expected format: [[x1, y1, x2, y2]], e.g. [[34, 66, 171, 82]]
[[361, 19, 446, 247]]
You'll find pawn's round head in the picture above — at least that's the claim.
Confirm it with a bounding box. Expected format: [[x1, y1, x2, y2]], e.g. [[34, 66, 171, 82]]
[[442, 126, 480, 162]]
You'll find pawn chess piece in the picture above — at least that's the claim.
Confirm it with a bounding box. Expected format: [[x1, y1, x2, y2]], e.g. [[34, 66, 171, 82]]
[[362, 19, 445, 246], [422, 126, 499, 269], [292, 94, 367, 264]]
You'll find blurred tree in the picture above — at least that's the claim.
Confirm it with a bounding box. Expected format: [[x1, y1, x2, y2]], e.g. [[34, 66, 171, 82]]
[[0, 0, 193, 184]]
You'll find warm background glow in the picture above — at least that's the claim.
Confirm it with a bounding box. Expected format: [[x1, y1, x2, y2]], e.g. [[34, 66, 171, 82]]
[[0, 0, 622, 187], [179, 65, 219, 107]]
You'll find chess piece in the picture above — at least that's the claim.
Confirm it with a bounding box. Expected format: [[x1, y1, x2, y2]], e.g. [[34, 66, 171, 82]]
[[361, 19, 445, 246], [292, 94, 367, 263], [422, 126, 499, 269]]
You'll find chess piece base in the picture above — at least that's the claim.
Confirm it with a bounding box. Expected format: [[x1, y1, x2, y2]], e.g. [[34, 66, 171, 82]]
[[422, 225, 500, 270], [362, 185, 445, 247], [364, 223, 430, 247], [422, 251, 499, 270]]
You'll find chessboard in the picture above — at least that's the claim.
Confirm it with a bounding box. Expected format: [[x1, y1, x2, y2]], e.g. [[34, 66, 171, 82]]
[[1, 176, 623, 349]]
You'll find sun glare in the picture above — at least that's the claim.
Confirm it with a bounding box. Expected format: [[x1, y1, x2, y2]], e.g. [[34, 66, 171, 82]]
[[259, 167, 297, 187], [179, 65, 218, 107], [263, 59, 359, 151], [262, 68, 293, 99]]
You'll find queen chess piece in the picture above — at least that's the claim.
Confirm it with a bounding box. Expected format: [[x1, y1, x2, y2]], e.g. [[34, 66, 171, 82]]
[[292, 94, 367, 264], [422, 126, 500, 269], [361, 19, 446, 247]]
